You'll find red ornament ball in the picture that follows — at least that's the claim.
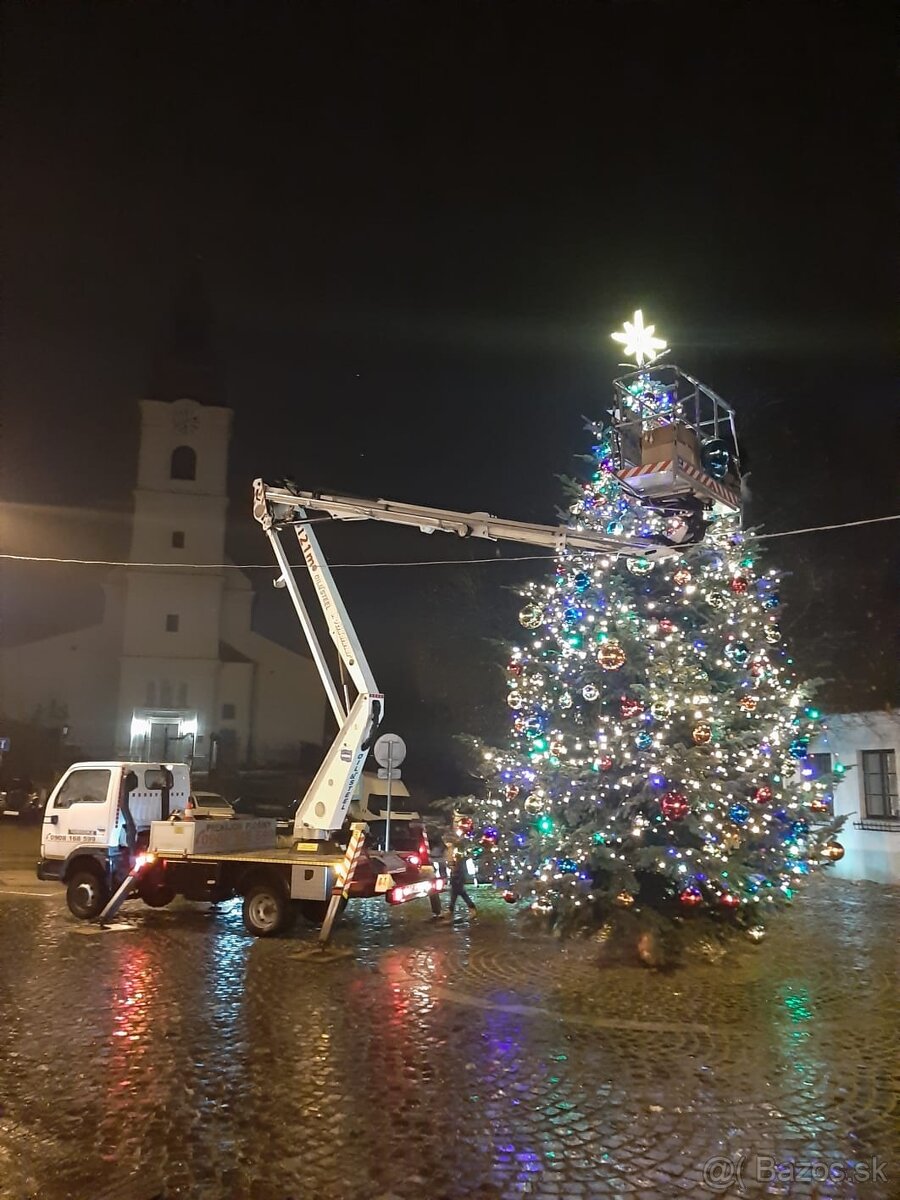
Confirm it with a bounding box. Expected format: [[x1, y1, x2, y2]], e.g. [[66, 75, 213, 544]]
[[658, 618, 675, 635], [739, 695, 758, 713], [750, 661, 766, 678], [660, 790, 689, 820], [502, 889, 520, 904], [679, 886, 703, 907], [508, 662, 523, 677], [720, 892, 741, 909], [455, 816, 474, 836], [505, 784, 520, 801], [730, 576, 750, 595], [620, 696, 643, 719], [752, 785, 773, 804], [598, 755, 614, 771]]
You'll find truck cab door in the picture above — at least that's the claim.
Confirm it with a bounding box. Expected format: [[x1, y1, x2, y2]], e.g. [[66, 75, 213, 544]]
[[42, 767, 116, 860]]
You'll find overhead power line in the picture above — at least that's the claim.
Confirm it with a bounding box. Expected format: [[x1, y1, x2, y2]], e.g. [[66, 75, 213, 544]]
[[0, 513, 896, 571]]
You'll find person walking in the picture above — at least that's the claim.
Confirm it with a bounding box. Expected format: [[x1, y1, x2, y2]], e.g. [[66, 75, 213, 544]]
[[446, 840, 477, 921]]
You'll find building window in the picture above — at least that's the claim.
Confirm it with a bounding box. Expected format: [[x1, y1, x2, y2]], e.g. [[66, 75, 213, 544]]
[[862, 750, 899, 820], [221, 702, 236, 720], [160, 681, 173, 707], [809, 752, 832, 778], [172, 530, 185, 548], [165, 614, 179, 633], [170, 445, 196, 481]]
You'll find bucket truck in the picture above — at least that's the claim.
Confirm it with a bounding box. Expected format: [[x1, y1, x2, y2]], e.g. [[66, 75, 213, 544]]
[[38, 481, 671, 937]]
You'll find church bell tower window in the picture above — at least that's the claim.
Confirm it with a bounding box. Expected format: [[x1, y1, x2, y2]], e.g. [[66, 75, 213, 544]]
[[170, 445, 196, 481]]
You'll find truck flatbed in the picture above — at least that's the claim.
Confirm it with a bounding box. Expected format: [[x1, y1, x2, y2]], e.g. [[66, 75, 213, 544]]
[[154, 846, 344, 868]]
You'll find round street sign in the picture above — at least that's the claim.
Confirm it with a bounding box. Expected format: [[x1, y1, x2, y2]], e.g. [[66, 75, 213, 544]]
[[373, 732, 406, 769]]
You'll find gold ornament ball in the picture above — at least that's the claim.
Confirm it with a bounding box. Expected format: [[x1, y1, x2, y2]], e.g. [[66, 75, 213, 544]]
[[673, 567, 691, 587], [507, 690, 523, 709], [524, 795, 543, 814], [746, 926, 766, 943], [518, 602, 543, 629], [597, 640, 627, 671], [739, 695, 758, 713], [614, 891, 635, 908], [821, 840, 845, 862], [549, 739, 565, 756], [692, 723, 712, 745]]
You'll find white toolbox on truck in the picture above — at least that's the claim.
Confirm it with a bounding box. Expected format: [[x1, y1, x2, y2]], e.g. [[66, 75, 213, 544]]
[[149, 817, 278, 856]]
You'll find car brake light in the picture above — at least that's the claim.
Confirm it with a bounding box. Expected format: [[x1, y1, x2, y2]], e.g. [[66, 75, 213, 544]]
[[407, 854, 420, 867], [134, 852, 157, 873], [418, 840, 430, 864]]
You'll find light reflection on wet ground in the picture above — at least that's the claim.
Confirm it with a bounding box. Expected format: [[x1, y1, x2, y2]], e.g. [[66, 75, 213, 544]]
[[0, 849, 897, 1200]]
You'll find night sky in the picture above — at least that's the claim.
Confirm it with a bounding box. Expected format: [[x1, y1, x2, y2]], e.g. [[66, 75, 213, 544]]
[[1, 0, 896, 794]]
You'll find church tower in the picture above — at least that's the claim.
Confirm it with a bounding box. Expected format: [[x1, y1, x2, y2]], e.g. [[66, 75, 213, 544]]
[[117, 271, 232, 768]]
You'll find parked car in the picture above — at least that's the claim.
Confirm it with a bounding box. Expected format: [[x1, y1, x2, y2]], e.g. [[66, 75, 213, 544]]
[[0, 777, 44, 824], [231, 793, 298, 835], [187, 791, 235, 819]]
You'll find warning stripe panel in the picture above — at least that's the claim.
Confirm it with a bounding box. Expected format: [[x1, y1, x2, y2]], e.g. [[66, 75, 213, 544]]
[[616, 458, 740, 508]]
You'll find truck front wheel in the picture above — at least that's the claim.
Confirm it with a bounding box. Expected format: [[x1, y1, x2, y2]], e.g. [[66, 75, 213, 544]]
[[242, 880, 294, 937], [66, 868, 109, 920]]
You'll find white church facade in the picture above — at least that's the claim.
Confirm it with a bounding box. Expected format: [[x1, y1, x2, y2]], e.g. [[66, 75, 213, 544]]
[[1, 395, 326, 773]]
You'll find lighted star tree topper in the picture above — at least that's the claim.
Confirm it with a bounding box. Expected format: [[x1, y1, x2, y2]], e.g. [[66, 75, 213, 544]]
[[611, 309, 667, 366]]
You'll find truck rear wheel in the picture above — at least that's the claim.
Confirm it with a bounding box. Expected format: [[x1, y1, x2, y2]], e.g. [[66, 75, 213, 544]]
[[242, 880, 294, 937], [66, 868, 109, 920], [138, 865, 175, 908]]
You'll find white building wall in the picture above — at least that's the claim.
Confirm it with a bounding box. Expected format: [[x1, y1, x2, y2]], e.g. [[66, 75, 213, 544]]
[[811, 710, 900, 885], [0, 623, 119, 757]]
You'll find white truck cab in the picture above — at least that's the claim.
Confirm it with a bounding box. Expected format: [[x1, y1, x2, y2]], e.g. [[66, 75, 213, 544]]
[[38, 761, 190, 914]]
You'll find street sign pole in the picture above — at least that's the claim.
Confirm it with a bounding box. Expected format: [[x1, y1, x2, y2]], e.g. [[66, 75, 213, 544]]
[[385, 739, 393, 852], [373, 733, 407, 856]]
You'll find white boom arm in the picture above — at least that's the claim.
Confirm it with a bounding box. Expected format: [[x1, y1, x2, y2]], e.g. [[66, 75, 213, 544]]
[[252, 480, 671, 840]]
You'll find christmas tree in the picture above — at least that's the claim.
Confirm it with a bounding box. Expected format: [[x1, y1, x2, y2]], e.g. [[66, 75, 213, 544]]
[[469, 319, 846, 952]]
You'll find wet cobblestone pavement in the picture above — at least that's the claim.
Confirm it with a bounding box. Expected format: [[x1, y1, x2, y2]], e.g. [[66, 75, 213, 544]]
[[1, 833, 897, 1200]]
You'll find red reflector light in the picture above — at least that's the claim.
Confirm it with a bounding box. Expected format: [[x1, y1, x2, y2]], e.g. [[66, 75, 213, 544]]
[[407, 854, 420, 867]]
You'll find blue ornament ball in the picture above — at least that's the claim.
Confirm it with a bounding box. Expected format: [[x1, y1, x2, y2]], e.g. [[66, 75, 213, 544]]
[[729, 802, 751, 825], [573, 572, 591, 593], [788, 737, 810, 760], [635, 731, 653, 751], [725, 641, 750, 666], [701, 439, 732, 479], [762, 594, 780, 610]]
